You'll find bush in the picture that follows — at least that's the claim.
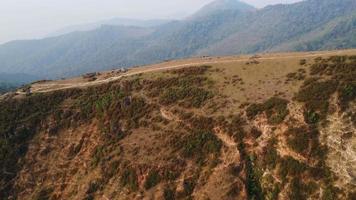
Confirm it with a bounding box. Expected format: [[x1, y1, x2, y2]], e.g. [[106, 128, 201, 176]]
[[246, 156, 264, 200], [120, 167, 138, 191], [288, 178, 308, 200], [246, 97, 289, 125], [163, 187, 175, 200], [299, 59, 307, 65], [296, 80, 337, 123], [262, 138, 280, 169], [170, 65, 211, 76], [278, 156, 307, 178], [182, 178, 196, 196], [179, 130, 222, 164], [144, 170, 161, 190], [285, 127, 316, 155], [338, 83, 356, 111]]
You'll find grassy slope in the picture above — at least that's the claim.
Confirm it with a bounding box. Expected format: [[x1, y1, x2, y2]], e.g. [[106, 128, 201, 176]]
[[0, 50, 355, 200]]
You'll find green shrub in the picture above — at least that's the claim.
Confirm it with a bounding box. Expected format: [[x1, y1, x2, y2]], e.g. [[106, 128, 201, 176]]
[[170, 65, 211, 76], [262, 138, 280, 169], [296, 80, 337, 123], [182, 178, 196, 196], [180, 130, 222, 164], [246, 156, 264, 200], [338, 83, 356, 111], [285, 127, 317, 155], [144, 170, 161, 190], [163, 187, 175, 200], [121, 167, 139, 191], [246, 97, 289, 125], [288, 178, 308, 200], [278, 156, 307, 179]]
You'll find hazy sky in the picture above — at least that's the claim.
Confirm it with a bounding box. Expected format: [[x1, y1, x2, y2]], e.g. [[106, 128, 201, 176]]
[[0, 0, 302, 44]]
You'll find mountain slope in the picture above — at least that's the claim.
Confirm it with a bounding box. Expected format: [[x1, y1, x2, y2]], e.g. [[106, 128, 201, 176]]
[[0, 0, 355, 80], [190, 0, 256, 19], [0, 26, 153, 78], [198, 0, 356, 55], [1, 50, 355, 199], [48, 18, 170, 37]]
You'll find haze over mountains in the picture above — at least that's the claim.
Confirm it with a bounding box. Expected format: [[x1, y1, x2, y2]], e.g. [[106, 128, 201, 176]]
[[0, 0, 355, 80]]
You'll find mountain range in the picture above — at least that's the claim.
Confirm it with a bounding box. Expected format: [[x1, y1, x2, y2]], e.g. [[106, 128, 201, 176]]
[[0, 0, 355, 80]]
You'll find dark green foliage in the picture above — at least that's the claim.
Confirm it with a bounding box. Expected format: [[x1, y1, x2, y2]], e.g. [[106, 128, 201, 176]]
[[238, 142, 264, 200], [322, 185, 338, 200], [120, 167, 139, 191], [163, 187, 175, 200], [288, 178, 308, 200], [304, 110, 319, 124], [144, 170, 161, 190], [86, 180, 103, 196], [246, 156, 264, 200], [160, 86, 213, 108], [180, 130, 222, 164], [296, 80, 337, 123], [339, 83, 356, 111], [262, 138, 280, 169], [182, 178, 196, 197], [297, 55, 356, 122], [285, 127, 320, 155], [76, 81, 152, 131], [246, 97, 289, 125], [170, 65, 211, 76], [286, 69, 306, 82], [0, 90, 75, 197], [146, 66, 214, 108], [278, 156, 307, 179]]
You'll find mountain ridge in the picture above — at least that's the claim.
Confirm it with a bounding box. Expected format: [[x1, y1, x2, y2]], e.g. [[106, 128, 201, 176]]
[[0, 0, 355, 80]]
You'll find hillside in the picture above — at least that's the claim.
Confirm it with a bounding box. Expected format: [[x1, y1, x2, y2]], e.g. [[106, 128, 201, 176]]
[[1, 50, 355, 199], [0, 0, 355, 80]]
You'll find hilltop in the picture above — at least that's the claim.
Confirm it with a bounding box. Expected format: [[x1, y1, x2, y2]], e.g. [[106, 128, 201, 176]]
[[1, 49, 355, 199]]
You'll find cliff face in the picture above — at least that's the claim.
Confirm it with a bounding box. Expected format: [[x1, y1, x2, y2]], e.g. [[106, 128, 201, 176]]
[[0, 52, 355, 200]]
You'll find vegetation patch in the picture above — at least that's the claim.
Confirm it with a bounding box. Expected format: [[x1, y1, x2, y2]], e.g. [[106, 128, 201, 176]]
[[286, 68, 306, 82], [180, 130, 222, 164], [120, 167, 139, 191], [295, 80, 337, 123], [278, 156, 308, 179], [144, 169, 161, 190], [285, 126, 320, 155], [307, 55, 356, 111], [246, 97, 289, 125], [146, 66, 214, 108], [169, 65, 211, 76], [0, 90, 74, 197]]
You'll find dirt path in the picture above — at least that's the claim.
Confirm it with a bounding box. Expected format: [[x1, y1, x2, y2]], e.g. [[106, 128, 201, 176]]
[[19, 50, 353, 94]]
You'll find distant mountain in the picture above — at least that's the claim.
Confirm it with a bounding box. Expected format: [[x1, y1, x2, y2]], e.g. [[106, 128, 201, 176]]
[[0, 26, 154, 78], [189, 0, 256, 19], [0, 0, 355, 80], [0, 73, 39, 94], [48, 18, 171, 37]]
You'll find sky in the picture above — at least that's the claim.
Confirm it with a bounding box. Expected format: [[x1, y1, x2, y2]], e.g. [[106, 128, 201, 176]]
[[0, 0, 302, 44]]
